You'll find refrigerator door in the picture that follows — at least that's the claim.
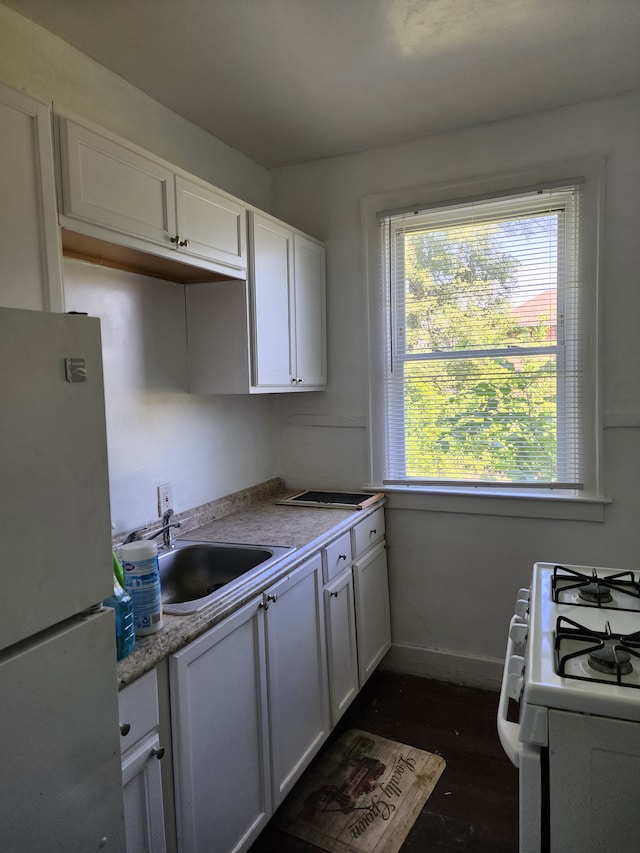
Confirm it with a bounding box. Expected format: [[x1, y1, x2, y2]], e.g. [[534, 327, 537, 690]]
[[0, 307, 113, 652], [0, 609, 126, 852]]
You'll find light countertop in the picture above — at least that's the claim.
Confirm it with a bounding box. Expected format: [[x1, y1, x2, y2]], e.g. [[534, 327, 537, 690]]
[[116, 494, 379, 689]]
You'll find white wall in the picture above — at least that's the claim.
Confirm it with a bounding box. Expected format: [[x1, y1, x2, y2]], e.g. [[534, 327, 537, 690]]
[[271, 92, 640, 686], [0, 4, 279, 534], [64, 259, 278, 534]]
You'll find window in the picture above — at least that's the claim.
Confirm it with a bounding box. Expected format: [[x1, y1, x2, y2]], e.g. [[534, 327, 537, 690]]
[[372, 179, 598, 495]]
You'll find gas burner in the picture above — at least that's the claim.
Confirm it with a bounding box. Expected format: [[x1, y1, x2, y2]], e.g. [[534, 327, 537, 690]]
[[555, 616, 640, 688], [579, 582, 613, 605], [552, 565, 640, 611], [588, 640, 633, 676]]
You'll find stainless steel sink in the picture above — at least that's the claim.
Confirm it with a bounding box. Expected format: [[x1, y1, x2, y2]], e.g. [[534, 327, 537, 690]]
[[158, 539, 294, 615]]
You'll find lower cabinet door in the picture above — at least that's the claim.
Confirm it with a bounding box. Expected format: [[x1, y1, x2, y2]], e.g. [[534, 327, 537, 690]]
[[325, 568, 359, 725], [122, 732, 167, 853], [353, 541, 391, 685], [170, 597, 271, 853], [264, 553, 330, 807]]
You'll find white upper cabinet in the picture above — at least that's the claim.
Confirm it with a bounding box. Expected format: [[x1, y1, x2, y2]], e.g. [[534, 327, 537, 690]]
[[249, 212, 326, 391], [0, 82, 64, 312], [58, 118, 176, 247], [186, 211, 326, 394], [292, 232, 326, 388], [249, 212, 295, 388], [175, 175, 246, 268], [57, 116, 247, 279], [53, 112, 326, 394]]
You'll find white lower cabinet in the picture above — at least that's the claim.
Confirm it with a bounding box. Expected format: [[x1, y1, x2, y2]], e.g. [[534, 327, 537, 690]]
[[170, 597, 271, 853], [122, 732, 167, 853], [263, 553, 329, 807], [353, 540, 391, 685], [323, 513, 391, 725], [324, 567, 359, 725], [167, 506, 388, 853], [119, 669, 167, 853], [169, 553, 328, 851]]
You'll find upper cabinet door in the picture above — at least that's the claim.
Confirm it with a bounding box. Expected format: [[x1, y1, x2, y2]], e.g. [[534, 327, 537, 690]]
[[293, 233, 326, 388], [0, 83, 64, 312], [249, 212, 294, 388], [175, 176, 246, 271], [58, 118, 177, 248]]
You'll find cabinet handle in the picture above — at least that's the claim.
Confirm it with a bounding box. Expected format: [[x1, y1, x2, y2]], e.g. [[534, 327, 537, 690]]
[[120, 723, 131, 737], [170, 235, 180, 244], [370, 529, 377, 536], [178, 238, 190, 248], [338, 554, 347, 561], [330, 590, 339, 598], [259, 593, 278, 611], [291, 377, 305, 384], [151, 746, 165, 760]]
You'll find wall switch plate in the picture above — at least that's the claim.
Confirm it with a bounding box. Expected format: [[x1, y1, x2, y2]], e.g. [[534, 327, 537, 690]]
[[158, 482, 173, 517]]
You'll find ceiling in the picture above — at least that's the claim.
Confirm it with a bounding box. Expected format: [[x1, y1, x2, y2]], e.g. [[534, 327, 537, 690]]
[[4, 0, 640, 169]]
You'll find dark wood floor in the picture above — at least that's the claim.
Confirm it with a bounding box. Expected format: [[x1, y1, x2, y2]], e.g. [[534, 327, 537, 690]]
[[249, 670, 519, 853]]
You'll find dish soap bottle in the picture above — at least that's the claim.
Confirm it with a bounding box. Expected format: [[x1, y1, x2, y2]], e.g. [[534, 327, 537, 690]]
[[120, 539, 163, 636], [103, 574, 136, 660]]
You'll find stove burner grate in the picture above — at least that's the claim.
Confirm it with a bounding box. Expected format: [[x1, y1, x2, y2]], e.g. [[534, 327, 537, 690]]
[[555, 616, 640, 687], [552, 565, 640, 610]]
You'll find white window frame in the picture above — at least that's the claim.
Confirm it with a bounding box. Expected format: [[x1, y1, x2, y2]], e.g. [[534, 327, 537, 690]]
[[362, 160, 606, 520]]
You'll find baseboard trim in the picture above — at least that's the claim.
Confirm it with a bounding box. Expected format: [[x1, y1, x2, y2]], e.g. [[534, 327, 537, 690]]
[[380, 643, 503, 691]]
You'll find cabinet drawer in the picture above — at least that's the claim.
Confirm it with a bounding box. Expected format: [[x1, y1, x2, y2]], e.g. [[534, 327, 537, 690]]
[[323, 531, 352, 582], [352, 508, 385, 558], [118, 669, 159, 754]]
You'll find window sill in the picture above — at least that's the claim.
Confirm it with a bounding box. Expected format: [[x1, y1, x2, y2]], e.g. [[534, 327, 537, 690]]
[[371, 485, 610, 522]]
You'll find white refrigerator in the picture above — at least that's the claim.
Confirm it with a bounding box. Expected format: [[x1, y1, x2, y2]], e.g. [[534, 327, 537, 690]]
[[0, 307, 126, 851]]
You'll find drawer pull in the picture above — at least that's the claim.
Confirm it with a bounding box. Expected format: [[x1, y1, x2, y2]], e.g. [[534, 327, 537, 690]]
[[266, 594, 278, 603], [338, 554, 347, 561], [330, 590, 339, 598], [370, 529, 377, 535], [120, 723, 131, 737], [151, 746, 165, 760]]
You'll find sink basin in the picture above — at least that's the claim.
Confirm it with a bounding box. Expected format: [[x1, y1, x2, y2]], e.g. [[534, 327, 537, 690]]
[[158, 539, 294, 615]]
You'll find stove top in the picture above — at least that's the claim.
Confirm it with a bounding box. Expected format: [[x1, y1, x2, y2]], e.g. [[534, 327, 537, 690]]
[[523, 562, 640, 723], [555, 615, 640, 688], [552, 564, 640, 612]]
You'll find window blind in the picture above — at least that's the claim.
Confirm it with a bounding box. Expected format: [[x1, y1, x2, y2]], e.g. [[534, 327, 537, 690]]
[[379, 183, 584, 488]]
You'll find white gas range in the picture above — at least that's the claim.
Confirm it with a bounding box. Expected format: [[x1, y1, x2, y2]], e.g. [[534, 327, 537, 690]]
[[498, 562, 640, 853]]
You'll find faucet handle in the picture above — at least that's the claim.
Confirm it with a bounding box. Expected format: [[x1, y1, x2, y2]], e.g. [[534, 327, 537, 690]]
[[123, 527, 147, 544], [162, 508, 174, 525]]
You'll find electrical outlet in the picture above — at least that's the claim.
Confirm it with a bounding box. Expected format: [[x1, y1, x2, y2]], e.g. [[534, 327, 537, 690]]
[[158, 482, 173, 517]]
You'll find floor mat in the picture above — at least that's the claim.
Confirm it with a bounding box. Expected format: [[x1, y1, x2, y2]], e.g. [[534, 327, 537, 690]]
[[275, 729, 446, 853]]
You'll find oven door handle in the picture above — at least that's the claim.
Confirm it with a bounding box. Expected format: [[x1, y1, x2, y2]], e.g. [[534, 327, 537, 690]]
[[498, 615, 525, 768]]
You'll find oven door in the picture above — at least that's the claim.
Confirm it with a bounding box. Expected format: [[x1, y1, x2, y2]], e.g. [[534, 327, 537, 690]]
[[498, 600, 545, 853]]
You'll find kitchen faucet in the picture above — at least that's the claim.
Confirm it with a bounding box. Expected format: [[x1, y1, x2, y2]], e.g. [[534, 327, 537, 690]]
[[123, 508, 182, 550]]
